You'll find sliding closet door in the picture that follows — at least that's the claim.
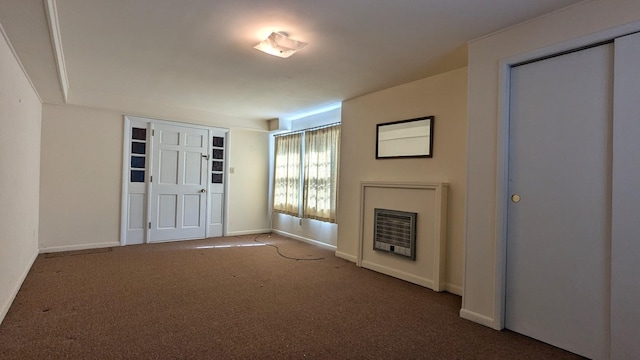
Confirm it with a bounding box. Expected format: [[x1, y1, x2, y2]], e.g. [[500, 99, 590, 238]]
[[506, 44, 612, 359]]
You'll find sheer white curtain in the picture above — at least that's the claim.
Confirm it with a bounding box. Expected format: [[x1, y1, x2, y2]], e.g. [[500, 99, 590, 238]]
[[273, 133, 302, 216], [303, 125, 340, 223]]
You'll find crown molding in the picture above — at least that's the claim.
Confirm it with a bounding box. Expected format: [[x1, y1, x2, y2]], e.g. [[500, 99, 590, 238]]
[[44, 0, 69, 103]]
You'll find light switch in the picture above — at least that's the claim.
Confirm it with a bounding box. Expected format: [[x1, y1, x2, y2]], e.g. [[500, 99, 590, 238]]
[[229, 167, 235, 174]]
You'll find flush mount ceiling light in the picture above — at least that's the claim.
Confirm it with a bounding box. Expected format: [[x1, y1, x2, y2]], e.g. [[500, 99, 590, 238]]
[[253, 32, 308, 58]]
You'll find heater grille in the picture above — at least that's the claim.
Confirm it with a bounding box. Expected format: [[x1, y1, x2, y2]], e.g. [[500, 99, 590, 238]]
[[373, 208, 417, 260]]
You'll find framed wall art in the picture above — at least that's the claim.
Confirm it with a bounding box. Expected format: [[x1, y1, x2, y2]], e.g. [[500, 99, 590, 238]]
[[376, 116, 434, 159]]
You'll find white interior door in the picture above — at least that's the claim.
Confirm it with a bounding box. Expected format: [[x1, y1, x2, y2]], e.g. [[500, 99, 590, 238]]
[[506, 44, 612, 359], [149, 124, 209, 242]]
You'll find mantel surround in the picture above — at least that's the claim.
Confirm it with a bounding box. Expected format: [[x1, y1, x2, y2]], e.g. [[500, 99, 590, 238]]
[[358, 182, 449, 291]]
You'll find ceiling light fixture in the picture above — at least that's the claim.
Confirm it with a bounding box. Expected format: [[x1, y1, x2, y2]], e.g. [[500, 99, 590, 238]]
[[253, 32, 308, 58]]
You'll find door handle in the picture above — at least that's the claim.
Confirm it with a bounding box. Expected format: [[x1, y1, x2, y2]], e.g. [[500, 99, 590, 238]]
[[200, 189, 207, 193], [511, 194, 521, 203]]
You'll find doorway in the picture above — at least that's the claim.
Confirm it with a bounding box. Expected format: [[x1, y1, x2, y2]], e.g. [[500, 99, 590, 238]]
[[504, 31, 640, 359], [505, 43, 612, 359], [121, 116, 228, 245]]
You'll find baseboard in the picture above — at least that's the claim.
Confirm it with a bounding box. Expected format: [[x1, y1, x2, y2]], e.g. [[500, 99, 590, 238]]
[[459, 308, 499, 329], [39, 241, 120, 254], [0, 248, 38, 325], [271, 229, 337, 251], [335, 251, 357, 263], [225, 229, 271, 236], [445, 283, 463, 296], [362, 260, 436, 290]]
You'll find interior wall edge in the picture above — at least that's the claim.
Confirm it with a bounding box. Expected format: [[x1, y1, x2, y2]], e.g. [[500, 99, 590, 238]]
[[0, 249, 38, 325]]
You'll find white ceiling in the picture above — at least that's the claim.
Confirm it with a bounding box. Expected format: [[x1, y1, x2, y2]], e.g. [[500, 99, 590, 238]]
[[0, 0, 583, 123]]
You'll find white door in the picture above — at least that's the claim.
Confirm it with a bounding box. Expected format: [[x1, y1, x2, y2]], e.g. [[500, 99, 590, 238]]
[[506, 44, 612, 359], [149, 124, 209, 242]]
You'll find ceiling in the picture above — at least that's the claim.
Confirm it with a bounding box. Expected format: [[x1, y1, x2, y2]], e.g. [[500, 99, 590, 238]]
[[0, 0, 583, 124]]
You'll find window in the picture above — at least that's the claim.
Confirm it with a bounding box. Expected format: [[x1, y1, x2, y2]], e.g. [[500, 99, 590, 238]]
[[303, 125, 340, 222], [273, 125, 340, 223], [130, 127, 147, 182], [273, 133, 302, 216]]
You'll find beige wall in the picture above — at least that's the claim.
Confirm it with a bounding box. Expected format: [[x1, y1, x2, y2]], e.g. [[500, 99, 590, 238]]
[[271, 215, 338, 248], [464, 0, 640, 331], [39, 104, 270, 251], [0, 31, 41, 323], [39, 104, 124, 251], [337, 67, 467, 294], [226, 127, 270, 235]]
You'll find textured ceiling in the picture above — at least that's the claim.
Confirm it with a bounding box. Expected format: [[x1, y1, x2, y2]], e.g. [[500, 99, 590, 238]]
[[0, 0, 583, 123]]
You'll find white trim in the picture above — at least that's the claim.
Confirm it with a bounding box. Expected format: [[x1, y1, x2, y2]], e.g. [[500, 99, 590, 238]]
[[271, 229, 337, 251], [223, 130, 231, 236], [39, 242, 120, 254], [445, 283, 463, 296], [120, 117, 132, 246], [44, 0, 69, 103], [206, 127, 213, 237], [362, 260, 436, 289], [0, 249, 38, 325], [226, 229, 272, 236], [0, 20, 43, 104], [459, 309, 499, 329], [493, 59, 511, 330], [335, 251, 357, 263]]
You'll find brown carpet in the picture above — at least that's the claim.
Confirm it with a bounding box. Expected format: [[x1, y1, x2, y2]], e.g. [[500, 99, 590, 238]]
[[0, 234, 583, 359]]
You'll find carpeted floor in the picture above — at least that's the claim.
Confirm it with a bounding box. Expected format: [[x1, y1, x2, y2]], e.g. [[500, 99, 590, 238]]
[[0, 234, 584, 359]]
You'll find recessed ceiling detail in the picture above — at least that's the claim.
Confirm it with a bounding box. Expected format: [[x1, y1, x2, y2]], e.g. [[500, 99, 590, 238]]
[[0, 0, 584, 122], [253, 32, 308, 58]]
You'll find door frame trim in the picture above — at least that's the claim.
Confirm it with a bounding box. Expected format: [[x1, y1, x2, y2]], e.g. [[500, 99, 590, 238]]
[[120, 115, 229, 246], [493, 25, 640, 330]]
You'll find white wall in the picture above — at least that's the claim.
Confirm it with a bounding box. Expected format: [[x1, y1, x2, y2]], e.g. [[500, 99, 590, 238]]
[[0, 29, 41, 324], [39, 104, 270, 251], [337, 67, 467, 294], [463, 0, 640, 335]]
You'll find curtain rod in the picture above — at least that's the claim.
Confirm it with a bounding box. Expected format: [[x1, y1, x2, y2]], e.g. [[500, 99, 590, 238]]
[[273, 122, 341, 137]]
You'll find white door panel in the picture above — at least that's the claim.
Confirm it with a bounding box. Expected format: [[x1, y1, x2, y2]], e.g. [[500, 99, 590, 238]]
[[211, 193, 223, 225], [159, 150, 179, 184], [183, 195, 202, 227], [506, 44, 612, 359]]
